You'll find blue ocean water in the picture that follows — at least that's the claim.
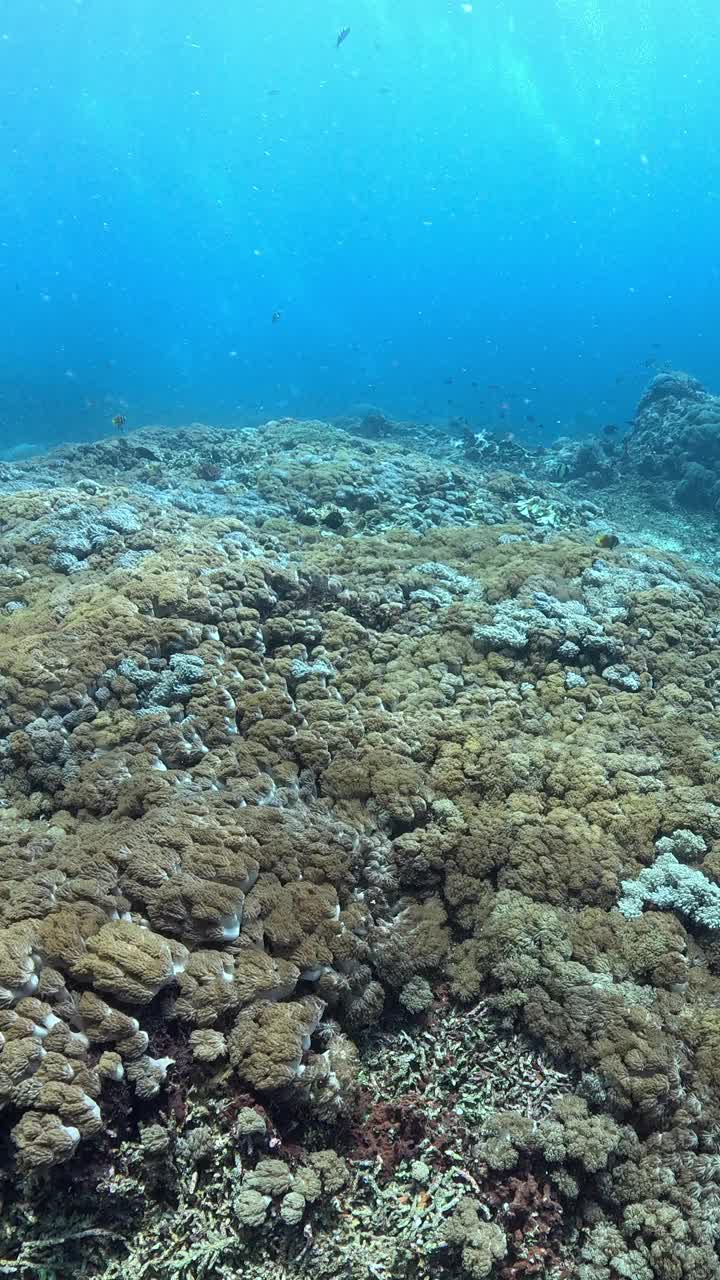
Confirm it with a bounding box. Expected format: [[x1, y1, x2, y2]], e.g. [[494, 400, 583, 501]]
[[1, 0, 718, 453]]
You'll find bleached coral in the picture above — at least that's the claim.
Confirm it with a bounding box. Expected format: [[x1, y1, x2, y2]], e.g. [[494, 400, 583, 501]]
[[618, 851, 720, 929]]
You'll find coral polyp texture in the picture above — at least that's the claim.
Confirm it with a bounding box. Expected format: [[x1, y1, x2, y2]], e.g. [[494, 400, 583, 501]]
[[3, 395, 720, 1277]]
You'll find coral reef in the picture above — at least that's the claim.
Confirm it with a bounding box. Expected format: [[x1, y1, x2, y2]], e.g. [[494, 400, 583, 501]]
[[0, 417, 600, 539], [4, 406, 720, 1277]]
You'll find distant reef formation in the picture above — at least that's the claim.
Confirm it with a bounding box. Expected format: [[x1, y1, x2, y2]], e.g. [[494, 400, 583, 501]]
[[542, 370, 720, 525], [625, 371, 720, 512], [2, 413, 720, 1277]]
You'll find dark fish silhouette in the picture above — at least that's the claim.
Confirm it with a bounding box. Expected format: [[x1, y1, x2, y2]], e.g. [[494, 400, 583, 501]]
[[272, 311, 282, 324], [336, 27, 350, 48], [602, 423, 618, 435]]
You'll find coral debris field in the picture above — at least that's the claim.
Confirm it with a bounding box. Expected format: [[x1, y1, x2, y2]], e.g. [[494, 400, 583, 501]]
[[3, 386, 720, 1277]]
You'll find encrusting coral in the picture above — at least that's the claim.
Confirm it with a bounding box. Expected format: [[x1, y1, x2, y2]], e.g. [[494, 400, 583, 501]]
[[4, 403, 720, 1277]]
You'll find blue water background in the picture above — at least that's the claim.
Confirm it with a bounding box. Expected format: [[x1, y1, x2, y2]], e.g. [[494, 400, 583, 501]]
[[1, 0, 718, 452]]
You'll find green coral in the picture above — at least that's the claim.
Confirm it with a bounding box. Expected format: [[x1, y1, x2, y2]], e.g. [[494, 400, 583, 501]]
[[540, 1095, 627, 1176], [475, 1095, 628, 1200], [442, 1197, 507, 1279], [306, 1149, 349, 1195], [234, 1186, 271, 1228], [399, 975, 434, 1014], [279, 1191, 306, 1227], [244, 1158, 293, 1198], [577, 1221, 653, 1280]]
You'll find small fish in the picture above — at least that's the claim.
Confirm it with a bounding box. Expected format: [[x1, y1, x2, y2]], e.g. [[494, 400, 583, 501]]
[[272, 310, 282, 323], [602, 423, 618, 435], [444, 377, 453, 385], [595, 532, 620, 550], [336, 26, 350, 48], [111, 413, 126, 431]]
